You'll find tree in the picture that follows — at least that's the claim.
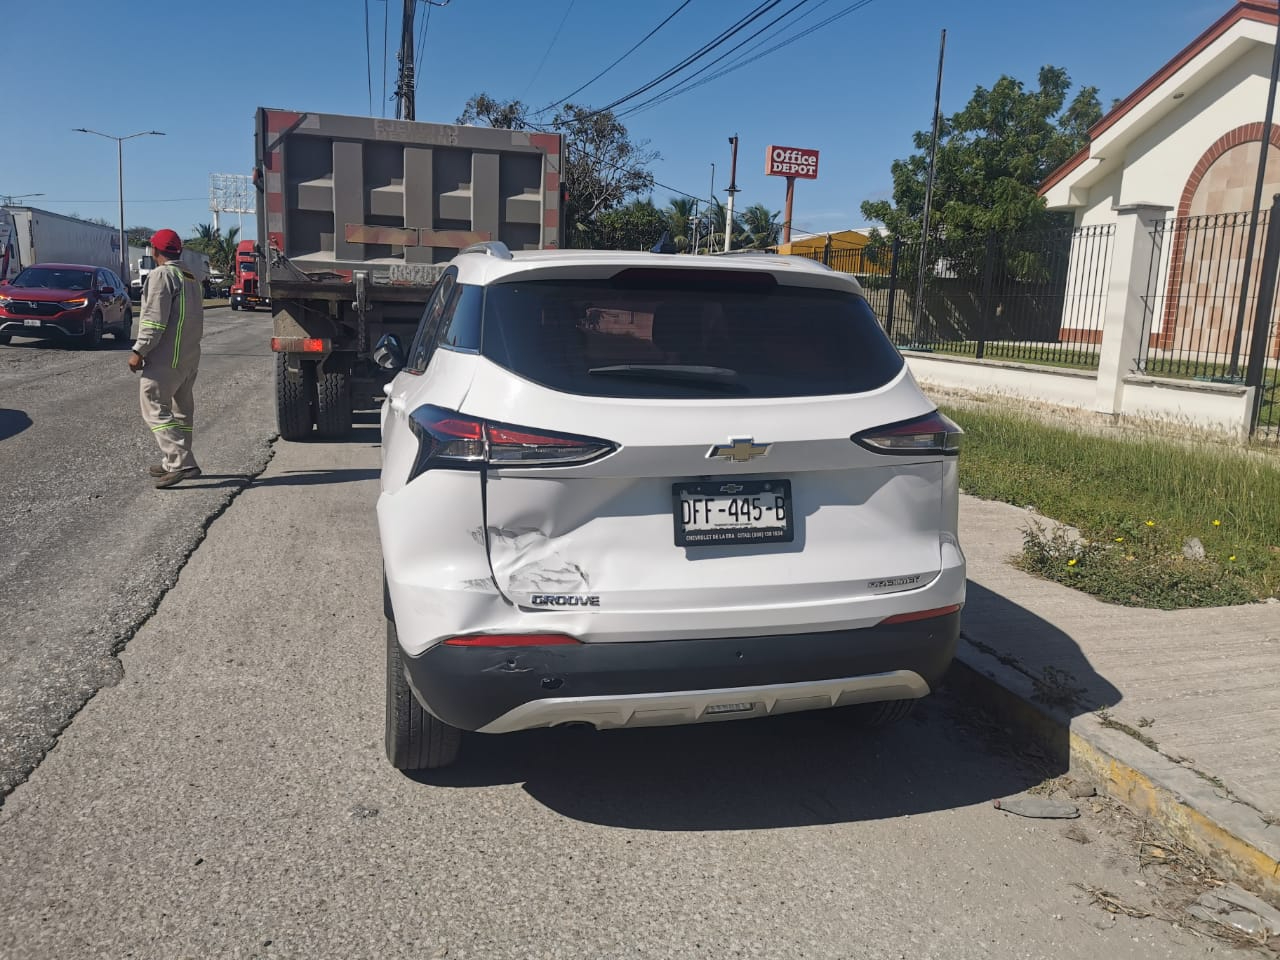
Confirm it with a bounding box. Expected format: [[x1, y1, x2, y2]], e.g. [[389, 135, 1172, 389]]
[[664, 198, 695, 252], [187, 223, 239, 274], [861, 66, 1101, 238], [126, 226, 156, 248], [457, 94, 658, 248], [739, 204, 781, 249], [584, 198, 669, 251]]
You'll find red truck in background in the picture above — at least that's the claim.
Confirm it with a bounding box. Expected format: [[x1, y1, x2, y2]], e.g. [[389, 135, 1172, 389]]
[[230, 239, 269, 311]]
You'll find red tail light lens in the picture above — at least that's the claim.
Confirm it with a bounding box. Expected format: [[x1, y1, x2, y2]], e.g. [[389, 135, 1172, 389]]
[[853, 410, 963, 456], [879, 604, 962, 626], [406, 405, 616, 480], [443, 633, 581, 647]]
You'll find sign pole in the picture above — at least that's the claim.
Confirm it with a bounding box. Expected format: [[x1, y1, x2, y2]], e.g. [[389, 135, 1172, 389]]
[[783, 176, 796, 245]]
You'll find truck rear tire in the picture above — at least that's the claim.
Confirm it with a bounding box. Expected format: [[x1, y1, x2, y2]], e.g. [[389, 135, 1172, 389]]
[[385, 615, 462, 770], [275, 352, 315, 441], [314, 367, 353, 439]]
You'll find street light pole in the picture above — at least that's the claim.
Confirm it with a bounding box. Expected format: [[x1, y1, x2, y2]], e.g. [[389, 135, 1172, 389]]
[[72, 128, 164, 284]]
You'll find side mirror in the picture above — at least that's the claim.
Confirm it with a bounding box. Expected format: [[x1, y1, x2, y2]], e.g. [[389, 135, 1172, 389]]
[[373, 333, 406, 371], [99, 286, 115, 295]]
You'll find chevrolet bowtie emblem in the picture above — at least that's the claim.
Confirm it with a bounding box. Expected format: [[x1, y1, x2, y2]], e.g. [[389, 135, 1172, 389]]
[[708, 438, 771, 462], [720, 483, 745, 494]]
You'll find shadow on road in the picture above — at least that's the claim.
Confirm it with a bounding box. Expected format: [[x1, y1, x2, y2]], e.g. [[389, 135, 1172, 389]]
[[0, 409, 33, 442], [253, 468, 380, 487], [406, 690, 1060, 831]]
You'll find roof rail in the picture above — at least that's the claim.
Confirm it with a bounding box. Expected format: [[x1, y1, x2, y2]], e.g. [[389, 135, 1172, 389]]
[[460, 240, 513, 260]]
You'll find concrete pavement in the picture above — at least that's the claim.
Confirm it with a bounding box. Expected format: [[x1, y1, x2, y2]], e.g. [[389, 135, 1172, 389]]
[[0, 308, 277, 798], [0, 435, 1249, 959], [956, 495, 1280, 901]]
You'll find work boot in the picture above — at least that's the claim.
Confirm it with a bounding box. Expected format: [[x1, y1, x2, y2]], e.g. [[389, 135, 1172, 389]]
[[153, 466, 202, 489], [148, 464, 166, 478]]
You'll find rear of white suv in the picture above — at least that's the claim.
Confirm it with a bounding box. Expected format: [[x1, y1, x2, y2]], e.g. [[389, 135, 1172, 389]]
[[377, 245, 965, 769]]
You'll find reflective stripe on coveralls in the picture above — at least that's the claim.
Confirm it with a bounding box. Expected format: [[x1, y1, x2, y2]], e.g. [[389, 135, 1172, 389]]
[[170, 264, 186, 368]]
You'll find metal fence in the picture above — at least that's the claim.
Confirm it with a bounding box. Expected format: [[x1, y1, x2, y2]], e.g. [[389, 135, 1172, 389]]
[[1139, 209, 1280, 442], [797, 225, 1115, 369]]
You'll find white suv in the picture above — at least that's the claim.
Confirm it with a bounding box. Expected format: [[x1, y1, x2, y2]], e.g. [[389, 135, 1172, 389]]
[[376, 243, 965, 769]]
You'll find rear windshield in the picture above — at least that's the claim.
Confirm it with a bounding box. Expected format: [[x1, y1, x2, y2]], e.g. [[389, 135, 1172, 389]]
[[479, 277, 903, 398]]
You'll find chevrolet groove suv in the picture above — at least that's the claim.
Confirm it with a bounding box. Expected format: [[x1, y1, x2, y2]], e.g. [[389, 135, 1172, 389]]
[[376, 243, 965, 769]]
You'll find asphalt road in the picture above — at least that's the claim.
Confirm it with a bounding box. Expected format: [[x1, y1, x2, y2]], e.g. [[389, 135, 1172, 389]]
[[0, 308, 277, 797], [0, 432, 1258, 959]]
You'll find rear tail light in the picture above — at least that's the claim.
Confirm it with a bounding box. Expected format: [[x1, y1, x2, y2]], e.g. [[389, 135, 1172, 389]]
[[853, 410, 963, 456], [443, 633, 581, 647], [879, 604, 962, 626], [406, 405, 617, 481], [271, 336, 329, 353]]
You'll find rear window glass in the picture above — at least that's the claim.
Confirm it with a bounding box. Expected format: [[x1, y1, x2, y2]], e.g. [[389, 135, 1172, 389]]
[[479, 277, 903, 398]]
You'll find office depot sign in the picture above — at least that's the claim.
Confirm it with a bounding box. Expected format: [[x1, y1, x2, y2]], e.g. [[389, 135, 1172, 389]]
[[765, 145, 819, 179]]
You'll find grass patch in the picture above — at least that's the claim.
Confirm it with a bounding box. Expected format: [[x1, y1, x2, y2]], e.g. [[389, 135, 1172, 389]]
[[942, 403, 1280, 606]]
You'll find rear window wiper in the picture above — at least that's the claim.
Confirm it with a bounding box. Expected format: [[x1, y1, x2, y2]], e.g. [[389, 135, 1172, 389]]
[[587, 364, 743, 389]]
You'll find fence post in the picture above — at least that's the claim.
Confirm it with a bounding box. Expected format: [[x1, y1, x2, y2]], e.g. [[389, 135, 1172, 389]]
[[1245, 194, 1280, 433], [975, 231, 998, 360], [884, 237, 903, 339], [1094, 204, 1172, 415], [822, 235, 832, 267]]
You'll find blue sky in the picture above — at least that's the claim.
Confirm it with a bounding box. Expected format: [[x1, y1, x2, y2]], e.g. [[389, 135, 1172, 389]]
[[4, 0, 1233, 242]]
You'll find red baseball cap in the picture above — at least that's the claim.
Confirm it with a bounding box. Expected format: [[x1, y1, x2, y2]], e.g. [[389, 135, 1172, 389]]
[[151, 229, 182, 257]]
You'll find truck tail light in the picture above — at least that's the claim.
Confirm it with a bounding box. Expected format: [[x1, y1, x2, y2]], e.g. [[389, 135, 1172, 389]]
[[853, 411, 963, 456], [271, 337, 329, 353], [406, 405, 616, 481]]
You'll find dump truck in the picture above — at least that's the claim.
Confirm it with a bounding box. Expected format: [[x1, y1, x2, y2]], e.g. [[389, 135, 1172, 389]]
[[253, 108, 564, 440]]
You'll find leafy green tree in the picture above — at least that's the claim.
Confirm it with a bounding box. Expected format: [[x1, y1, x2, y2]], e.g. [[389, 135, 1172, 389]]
[[739, 204, 781, 249], [861, 66, 1100, 238], [187, 223, 239, 274], [457, 94, 658, 248], [126, 226, 156, 248], [584, 198, 669, 251], [664, 197, 695, 252]]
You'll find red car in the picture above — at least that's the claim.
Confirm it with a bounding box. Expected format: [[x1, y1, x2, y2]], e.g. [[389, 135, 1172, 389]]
[[0, 263, 133, 348]]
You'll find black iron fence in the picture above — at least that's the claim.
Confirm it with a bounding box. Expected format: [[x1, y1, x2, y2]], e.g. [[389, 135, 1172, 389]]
[[796, 225, 1114, 369], [1138, 208, 1280, 442]]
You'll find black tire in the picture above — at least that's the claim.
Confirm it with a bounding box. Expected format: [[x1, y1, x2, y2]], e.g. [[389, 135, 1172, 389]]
[[275, 351, 315, 441], [114, 308, 133, 342], [81, 312, 103, 349], [314, 366, 353, 439], [385, 615, 461, 770], [230, 301, 239, 312], [0, 334, 10, 346], [839, 698, 918, 728]]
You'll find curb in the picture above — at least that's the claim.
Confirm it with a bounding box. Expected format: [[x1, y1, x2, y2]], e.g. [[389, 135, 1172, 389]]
[[948, 638, 1280, 906]]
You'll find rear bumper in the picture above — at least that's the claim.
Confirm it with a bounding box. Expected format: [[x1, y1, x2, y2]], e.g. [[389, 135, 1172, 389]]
[[402, 612, 959, 733]]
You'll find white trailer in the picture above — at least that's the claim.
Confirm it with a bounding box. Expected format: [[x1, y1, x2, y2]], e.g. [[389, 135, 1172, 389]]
[[132, 246, 210, 299], [0, 207, 129, 280]]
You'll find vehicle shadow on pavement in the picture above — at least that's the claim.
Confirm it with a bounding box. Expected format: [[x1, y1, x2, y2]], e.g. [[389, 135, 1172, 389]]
[[0, 408, 33, 442], [251, 468, 381, 486], [407, 691, 1062, 831]]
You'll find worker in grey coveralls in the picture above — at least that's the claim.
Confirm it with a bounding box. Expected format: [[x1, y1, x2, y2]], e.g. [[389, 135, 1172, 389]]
[[128, 229, 204, 488]]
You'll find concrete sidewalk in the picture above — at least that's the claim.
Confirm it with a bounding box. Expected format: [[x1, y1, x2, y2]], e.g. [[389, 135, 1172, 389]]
[[954, 494, 1280, 900]]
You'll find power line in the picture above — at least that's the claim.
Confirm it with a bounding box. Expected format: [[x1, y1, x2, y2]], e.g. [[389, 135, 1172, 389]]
[[33, 197, 208, 204], [579, 1, 783, 121], [381, 0, 389, 117], [522, 0, 578, 99], [615, 0, 822, 120], [414, 0, 433, 79], [621, 0, 878, 118], [533, 0, 695, 117], [364, 0, 374, 116]]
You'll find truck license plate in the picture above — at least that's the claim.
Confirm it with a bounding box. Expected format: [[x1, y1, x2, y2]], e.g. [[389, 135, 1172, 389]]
[[673, 479, 793, 547]]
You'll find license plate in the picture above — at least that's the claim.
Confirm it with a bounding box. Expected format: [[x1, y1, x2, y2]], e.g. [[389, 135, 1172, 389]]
[[23, 319, 40, 327], [673, 479, 794, 547]]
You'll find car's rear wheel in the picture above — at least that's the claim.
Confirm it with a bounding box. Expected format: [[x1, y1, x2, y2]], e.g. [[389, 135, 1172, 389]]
[[385, 614, 462, 770], [114, 307, 133, 342], [81, 312, 103, 349]]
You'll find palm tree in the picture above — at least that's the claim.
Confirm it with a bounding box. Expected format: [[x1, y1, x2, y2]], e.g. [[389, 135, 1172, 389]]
[[740, 204, 781, 250], [186, 223, 238, 274], [702, 199, 744, 253], [665, 197, 695, 252]]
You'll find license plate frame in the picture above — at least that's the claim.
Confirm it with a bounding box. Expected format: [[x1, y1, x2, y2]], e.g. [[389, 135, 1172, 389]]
[[672, 479, 794, 547], [23, 318, 40, 327]]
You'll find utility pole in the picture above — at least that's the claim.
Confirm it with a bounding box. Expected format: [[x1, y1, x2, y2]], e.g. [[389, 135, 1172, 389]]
[[73, 128, 164, 286], [395, 0, 416, 121], [0, 193, 44, 206], [911, 28, 947, 345], [725, 136, 739, 253], [709, 163, 716, 253]]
